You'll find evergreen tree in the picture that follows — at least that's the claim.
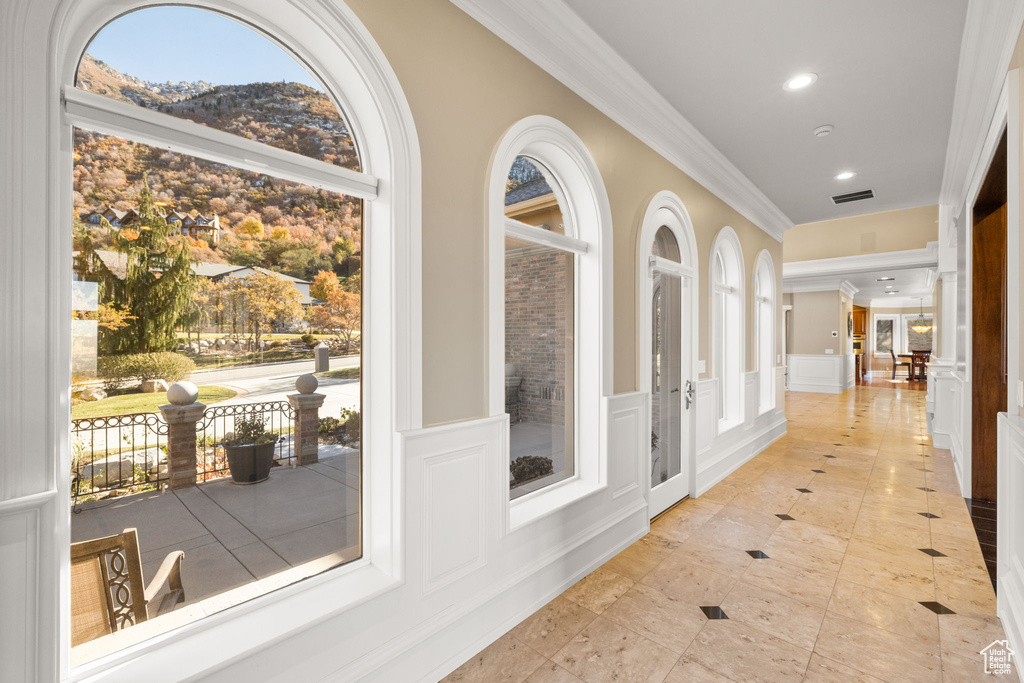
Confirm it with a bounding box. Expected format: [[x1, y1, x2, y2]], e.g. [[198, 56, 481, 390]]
[[79, 177, 197, 354]]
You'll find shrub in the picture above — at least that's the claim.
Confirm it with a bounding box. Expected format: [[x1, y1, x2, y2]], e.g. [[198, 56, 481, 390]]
[[300, 333, 317, 348], [510, 455, 553, 486], [222, 415, 277, 446], [318, 408, 361, 446], [97, 352, 195, 390]]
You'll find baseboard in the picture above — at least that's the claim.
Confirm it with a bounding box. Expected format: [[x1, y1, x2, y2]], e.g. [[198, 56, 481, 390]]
[[932, 432, 952, 450], [787, 381, 844, 394], [696, 412, 787, 495]]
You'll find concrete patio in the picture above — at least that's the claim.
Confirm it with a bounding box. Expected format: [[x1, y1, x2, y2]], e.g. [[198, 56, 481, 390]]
[[71, 448, 361, 663]]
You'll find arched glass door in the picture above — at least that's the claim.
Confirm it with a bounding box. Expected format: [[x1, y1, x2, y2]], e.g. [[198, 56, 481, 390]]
[[649, 226, 690, 515]]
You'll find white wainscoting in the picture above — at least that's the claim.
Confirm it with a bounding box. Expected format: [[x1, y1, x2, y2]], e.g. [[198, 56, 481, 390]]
[[998, 413, 1024, 677], [694, 371, 786, 496], [200, 397, 647, 682], [786, 354, 846, 394], [844, 353, 855, 390], [928, 360, 956, 451]]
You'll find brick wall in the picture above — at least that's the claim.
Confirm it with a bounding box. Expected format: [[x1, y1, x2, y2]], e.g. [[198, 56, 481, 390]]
[[505, 245, 573, 427]]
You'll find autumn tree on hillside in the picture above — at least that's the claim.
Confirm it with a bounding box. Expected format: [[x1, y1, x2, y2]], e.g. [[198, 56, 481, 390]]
[[76, 180, 196, 354], [307, 287, 361, 353], [310, 270, 340, 303], [226, 271, 303, 347]]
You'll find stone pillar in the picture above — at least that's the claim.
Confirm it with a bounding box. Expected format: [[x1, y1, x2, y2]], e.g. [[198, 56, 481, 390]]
[[288, 374, 326, 466], [158, 402, 206, 490], [159, 381, 206, 490]]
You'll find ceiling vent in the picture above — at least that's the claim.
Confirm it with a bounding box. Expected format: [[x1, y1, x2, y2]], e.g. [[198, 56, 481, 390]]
[[831, 189, 874, 205]]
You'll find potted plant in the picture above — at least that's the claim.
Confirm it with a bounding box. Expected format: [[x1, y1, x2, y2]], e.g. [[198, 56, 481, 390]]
[[222, 415, 278, 484]]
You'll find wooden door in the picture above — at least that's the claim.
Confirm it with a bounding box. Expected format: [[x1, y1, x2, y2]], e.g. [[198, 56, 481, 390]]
[[971, 203, 1006, 502]]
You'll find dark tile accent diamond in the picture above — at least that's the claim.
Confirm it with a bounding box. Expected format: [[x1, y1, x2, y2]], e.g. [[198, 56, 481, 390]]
[[812, 469, 826, 474], [776, 514, 795, 521], [919, 548, 947, 557], [700, 606, 729, 619], [919, 601, 956, 615], [823, 455, 837, 459], [918, 487, 935, 492], [796, 488, 813, 494], [918, 512, 940, 519], [746, 550, 769, 559]]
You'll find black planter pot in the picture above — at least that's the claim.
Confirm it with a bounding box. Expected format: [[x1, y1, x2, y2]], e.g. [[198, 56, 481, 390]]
[[224, 441, 276, 484]]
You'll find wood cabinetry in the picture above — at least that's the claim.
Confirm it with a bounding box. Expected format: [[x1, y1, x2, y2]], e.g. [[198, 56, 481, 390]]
[[852, 308, 867, 336]]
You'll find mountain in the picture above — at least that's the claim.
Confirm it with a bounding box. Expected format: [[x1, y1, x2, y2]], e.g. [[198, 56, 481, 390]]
[[73, 54, 361, 279]]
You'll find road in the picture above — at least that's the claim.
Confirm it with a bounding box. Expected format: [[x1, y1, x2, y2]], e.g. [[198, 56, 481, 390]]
[[191, 354, 359, 385]]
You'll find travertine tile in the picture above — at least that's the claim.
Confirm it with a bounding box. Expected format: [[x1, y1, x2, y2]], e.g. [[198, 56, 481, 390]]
[[442, 634, 546, 683], [601, 533, 678, 582], [802, 653, 886, 682], [826, 578, 940, 650], [662, 653, 734, 682], [814, 613, 942, 683], [718, 581, 827, 650], [641, 553, 737, 606], [601, 581, 706, 653], [837, 551, 936, 602], [510, 596, 597, 658], [683, 618, 812, 682], [561, 566, 633, 614], [524, 661, 582, 683], [553, 616, 679, 683]]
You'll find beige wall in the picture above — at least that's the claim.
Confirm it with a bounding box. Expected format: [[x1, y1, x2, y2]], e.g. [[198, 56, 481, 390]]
[[348, 0, 783, 425], [783, 205, 939, 263], [788, 291, 842, 355]]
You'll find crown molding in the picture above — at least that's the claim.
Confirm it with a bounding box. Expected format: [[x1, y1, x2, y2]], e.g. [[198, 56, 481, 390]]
[[782, 277, 859, 298], [449, 0, 793, 241], [939, 0, 1024, 214], [870, 296, 934, 308], [782, 242, 939, 279]]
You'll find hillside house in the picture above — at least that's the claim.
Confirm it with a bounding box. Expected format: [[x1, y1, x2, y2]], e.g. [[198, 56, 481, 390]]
[[79, 204, 223, 243]]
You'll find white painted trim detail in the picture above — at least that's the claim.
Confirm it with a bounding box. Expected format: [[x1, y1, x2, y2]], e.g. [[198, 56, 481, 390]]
[[997, 412, 1024, 677], [786, 354, 847, 394], [782, 242, 939, 279], [940, 0, 1024, 215], [449, 0, 792, 240]]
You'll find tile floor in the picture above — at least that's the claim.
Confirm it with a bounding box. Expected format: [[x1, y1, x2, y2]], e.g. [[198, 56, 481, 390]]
[[444, 385, 1013, 682]]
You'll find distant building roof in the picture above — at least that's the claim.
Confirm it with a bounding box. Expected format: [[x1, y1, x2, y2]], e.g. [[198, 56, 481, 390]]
[[505, 177, 555, 207]]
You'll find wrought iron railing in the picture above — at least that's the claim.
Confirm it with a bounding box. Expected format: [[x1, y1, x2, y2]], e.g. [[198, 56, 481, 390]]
[[196, 401, 295, 482], [71, 412, 169, 509]]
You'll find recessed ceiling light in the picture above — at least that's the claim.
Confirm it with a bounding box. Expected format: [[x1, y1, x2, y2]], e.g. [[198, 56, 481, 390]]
[[876, 277, 895, 281], [835, 171, 857, 180], [785, 72, 818, 91], [886, 290, 900, 294]]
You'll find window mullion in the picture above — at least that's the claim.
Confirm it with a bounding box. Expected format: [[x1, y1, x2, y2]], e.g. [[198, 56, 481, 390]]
[[64, 86, 378, 200], [504, 218, 588, 254]]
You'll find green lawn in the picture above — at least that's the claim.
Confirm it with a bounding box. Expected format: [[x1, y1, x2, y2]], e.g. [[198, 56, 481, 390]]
[[316, 366, 360, 380], [72, 385, 237, 419]]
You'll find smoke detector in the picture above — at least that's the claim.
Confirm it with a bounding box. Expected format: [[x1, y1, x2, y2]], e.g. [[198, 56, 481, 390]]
[[813, 125, 834, 137]]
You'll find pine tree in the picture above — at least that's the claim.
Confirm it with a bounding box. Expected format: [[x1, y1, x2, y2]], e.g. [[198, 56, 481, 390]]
[[80, 177, 197, 354]]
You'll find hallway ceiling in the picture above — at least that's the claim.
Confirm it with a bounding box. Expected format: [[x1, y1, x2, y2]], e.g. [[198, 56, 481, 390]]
[[560, 0, 968, 225], [843, 267, 935, 306]]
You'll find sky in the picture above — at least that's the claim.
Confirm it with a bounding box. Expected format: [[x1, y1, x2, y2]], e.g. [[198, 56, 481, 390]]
[[85, 6, 320, 89]]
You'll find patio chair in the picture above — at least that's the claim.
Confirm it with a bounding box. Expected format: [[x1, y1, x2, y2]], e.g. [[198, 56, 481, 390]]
[[70, 527, 184, 647], [890, 350, 911, 380]]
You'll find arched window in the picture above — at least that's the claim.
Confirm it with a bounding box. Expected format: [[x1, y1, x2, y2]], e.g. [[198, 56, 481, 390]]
[[710, 227, 744, 429], [754, 251, 776, 414], [490, 116, 612, 529], [61, 1, 419, 666]]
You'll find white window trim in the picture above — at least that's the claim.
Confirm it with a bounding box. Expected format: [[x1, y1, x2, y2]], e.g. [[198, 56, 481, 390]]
[[10, 1, 423, 680], [710, 227, 745, 432], [488, 116, 613, 534], [754, 250, 776, 415]]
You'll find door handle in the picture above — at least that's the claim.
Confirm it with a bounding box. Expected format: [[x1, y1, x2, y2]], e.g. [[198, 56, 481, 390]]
[[670, 388, 680, 393], [684, 380, 695, 409]]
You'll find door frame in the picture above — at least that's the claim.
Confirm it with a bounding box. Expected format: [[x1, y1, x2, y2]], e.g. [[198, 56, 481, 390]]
[[636, 192, 699, 517]]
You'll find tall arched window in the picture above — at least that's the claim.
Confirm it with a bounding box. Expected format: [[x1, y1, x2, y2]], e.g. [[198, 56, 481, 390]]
[[60, 2, 419, 666], [754, 251, 776, 414], [489, 116, 612, 529], [710, 227, 744, 429]]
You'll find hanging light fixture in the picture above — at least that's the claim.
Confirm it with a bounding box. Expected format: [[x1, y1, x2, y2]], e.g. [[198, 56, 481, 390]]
[[910, 298, 932, 334]]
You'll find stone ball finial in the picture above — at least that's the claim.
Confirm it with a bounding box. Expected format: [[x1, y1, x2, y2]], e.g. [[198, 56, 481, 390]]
[[295, 373, 319, 394], [505, 362, 517, 377], [167, 381, 199, 406]]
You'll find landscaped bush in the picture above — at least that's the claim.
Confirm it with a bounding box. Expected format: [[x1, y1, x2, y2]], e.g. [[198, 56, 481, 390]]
[[318, 407, 361, 446], [510, 455, 553, 487], [98, 352, 196, 390], [300, 333, 317, 348]]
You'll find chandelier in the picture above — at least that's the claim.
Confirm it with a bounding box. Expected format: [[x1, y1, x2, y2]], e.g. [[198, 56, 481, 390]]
[[910, 298, 932, 334]]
